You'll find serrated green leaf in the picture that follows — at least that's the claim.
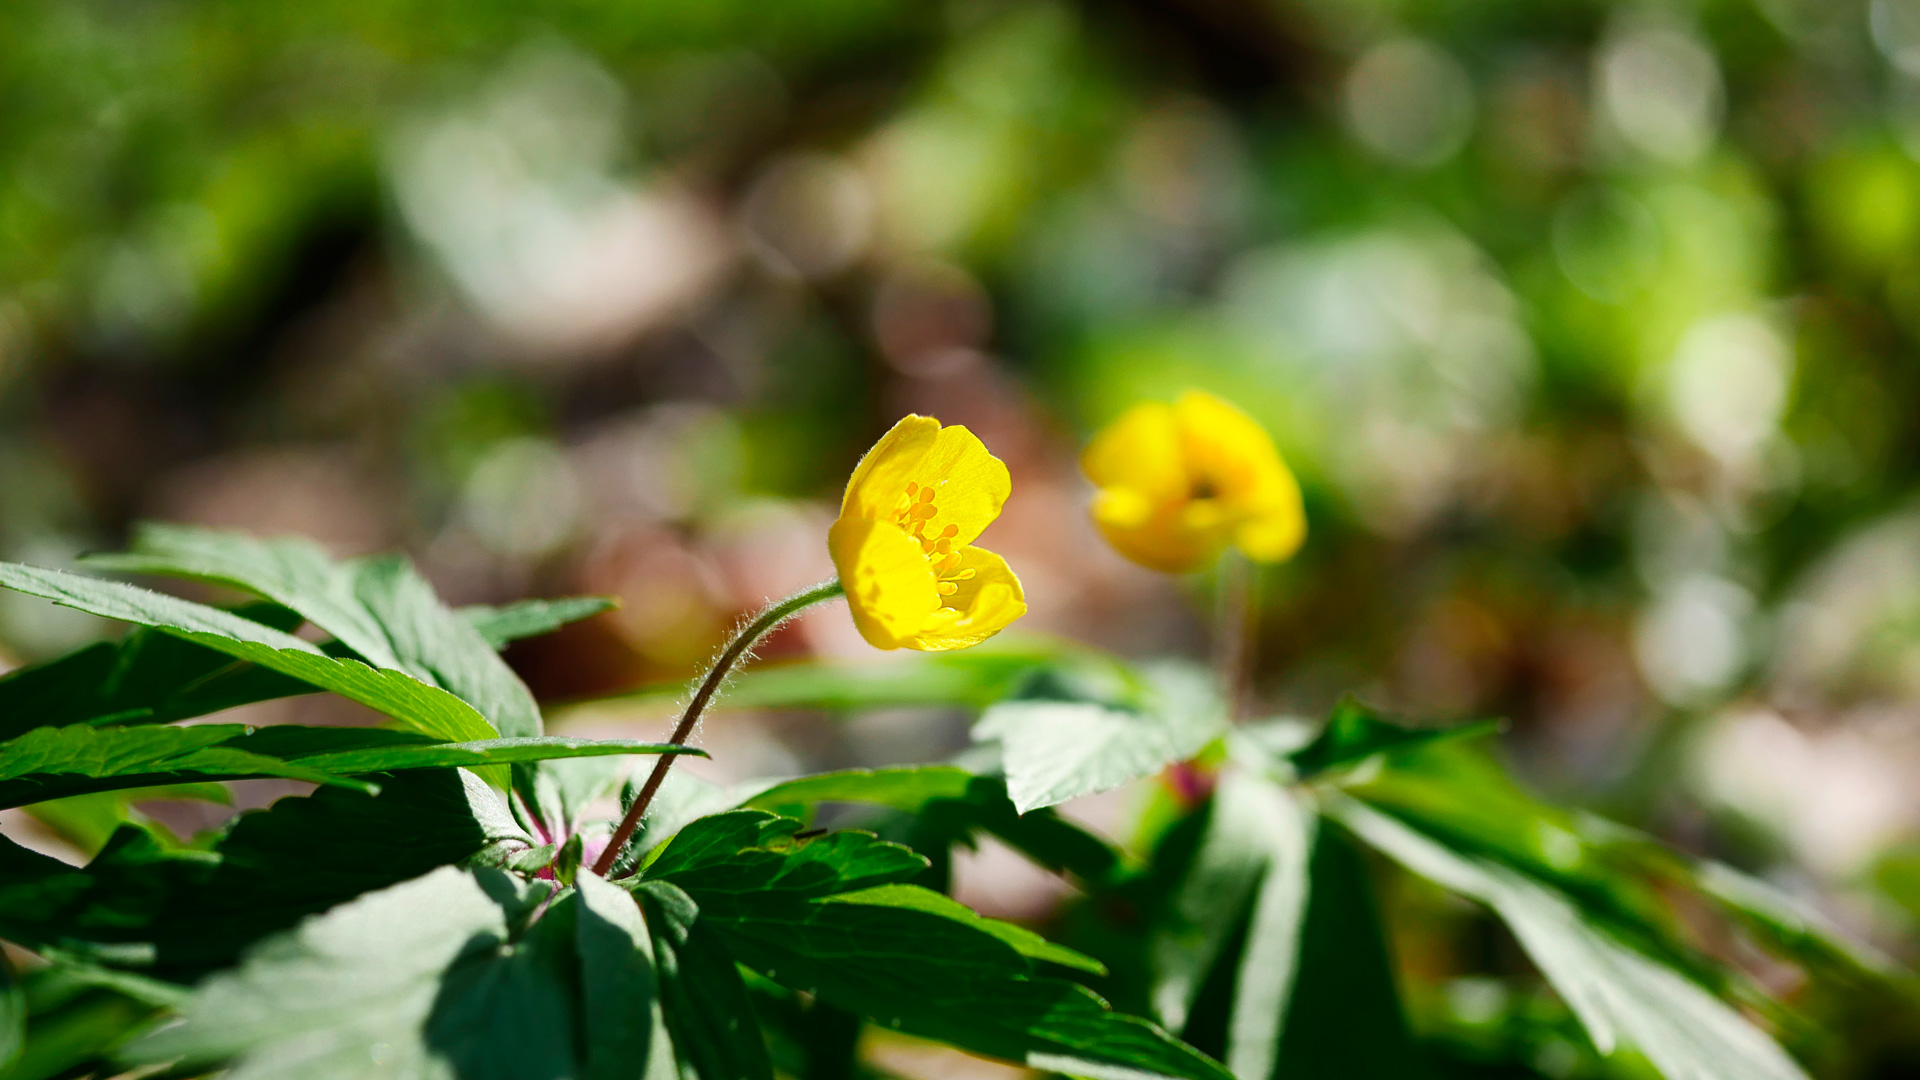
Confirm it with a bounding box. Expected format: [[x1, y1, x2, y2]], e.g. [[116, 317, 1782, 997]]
[[25, 782, 232, 856], [645, 812, 1231, 1080], [1328, 795, 1811, 1080], [0, 561, 499, 749], [0, 724, 378, 807], [0, 603, 313, 740], [825, 884, 1106, 975], [350, 554, 544, 739], [0, 722, 695, 809], [738, 766, 976, 815], [1288, 696, 1501, 780], [635, 879, 775, 1080], [462, 596, 616, 649], [0, 592, 609, 744], [88, 526, 545, 739], [974, 663, 1227, 814], [645, 811, 930, 904]]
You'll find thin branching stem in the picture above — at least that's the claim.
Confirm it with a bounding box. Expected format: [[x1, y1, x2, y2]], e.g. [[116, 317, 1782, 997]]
[[592, 578, 846, 878]]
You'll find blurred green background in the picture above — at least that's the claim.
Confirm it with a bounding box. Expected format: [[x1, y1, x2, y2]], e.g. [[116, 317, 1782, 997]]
[[7, 0, 1920, 1068]]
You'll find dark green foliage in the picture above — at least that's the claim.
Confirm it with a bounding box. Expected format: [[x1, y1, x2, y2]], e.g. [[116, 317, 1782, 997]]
[[1288, 695, 1501, 780], [0, 770, 513, 978], [643, 811, 1229, 1080]]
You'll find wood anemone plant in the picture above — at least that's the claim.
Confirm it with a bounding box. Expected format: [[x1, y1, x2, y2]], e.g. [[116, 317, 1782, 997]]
[[0, 417, 1879, 1080]]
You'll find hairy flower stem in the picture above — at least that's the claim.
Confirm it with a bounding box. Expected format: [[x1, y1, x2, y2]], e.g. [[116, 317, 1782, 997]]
[[593, 578, 846, 878], [1213, 550, 1256, 722]]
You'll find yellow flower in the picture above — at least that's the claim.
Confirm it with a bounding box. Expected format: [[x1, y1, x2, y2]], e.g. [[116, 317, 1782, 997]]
[[829, 416, 1027, 650], [1082, 390, 1305, 573]]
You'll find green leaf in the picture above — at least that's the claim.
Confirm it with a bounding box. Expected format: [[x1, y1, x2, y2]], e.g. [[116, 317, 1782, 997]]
[[1328, 795, 1812, 1080], [909, 774, 1127, 890], [1697, 861, 1899, 982], [0, 722, 695, 809], [0, 592, 607, 743], [24, 783, 232, 856], [530, 754, 635, 838], [634, 879, 776, 1080], [350, 554, 545, 739], [1150, 771, 1301, 1035], [0, 963, 161, 1080], [738, 765, 976, 816], [0, 603, 313, 740], [0, 561, 500, 748], [1288, 696, 1501, 780], [1335, 738, 1720, 986], [974, 663, 1227, 814], [0, 724, 378, 806], [125, 866, 570, 1080], [644, 811, 930, 901], [0, 953, 21, 1070], [645, 812, 1231, 1080], [462, 596, 617, 650], [1, 770, 525, 978], [574, 872, 666, 1080], [824, 883, 1106, 975], [88, 526, 545, 739], [1248, 808, 1426, 1079]]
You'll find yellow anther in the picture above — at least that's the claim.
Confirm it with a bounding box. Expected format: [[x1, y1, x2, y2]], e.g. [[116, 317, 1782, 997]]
[[906, 481, 919, 496], [939, 524, 958, 539], [954, 568, 976, 580], [911, 503, 937, 520], [919, 487, 936, 503], [937, 581, 958, 595]]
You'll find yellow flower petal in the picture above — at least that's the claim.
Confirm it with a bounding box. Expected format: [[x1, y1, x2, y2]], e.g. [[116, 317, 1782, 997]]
[[1092, 497, 1219, 573], [1082, 401, 1188, 503], [906, 546, 1026, 651], [913, 425, 1011, 547], [841, 415, 940, 523], [828, 516, 941, 650], [1083, 389, 1306, 572]]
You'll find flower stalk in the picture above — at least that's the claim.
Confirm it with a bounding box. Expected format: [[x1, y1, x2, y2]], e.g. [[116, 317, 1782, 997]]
[[1213, 549, 1256, 721], [592, 578, 846, 878]]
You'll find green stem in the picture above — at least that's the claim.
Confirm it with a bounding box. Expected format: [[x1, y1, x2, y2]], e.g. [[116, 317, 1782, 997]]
[[592, 578, 846, 878], [1213, 549, 1256, 722]]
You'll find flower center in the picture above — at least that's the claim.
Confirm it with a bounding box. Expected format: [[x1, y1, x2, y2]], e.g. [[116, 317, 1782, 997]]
[[896, 481, 976, 601]]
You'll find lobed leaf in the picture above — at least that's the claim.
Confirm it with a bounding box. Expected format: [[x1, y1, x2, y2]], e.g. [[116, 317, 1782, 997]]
[[643, 811, 1231, 1080], [975, 663, 1226, 814], [461, 596, 617, 650], [88, 525, 544, 739]]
